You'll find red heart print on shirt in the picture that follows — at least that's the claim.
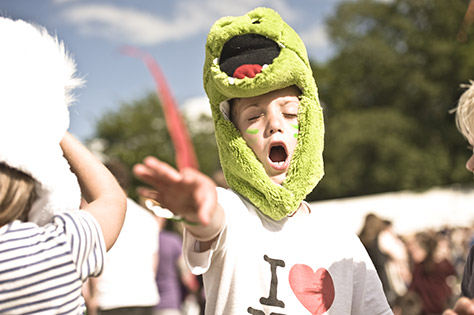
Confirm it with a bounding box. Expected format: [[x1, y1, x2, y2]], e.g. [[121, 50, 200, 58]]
[[289, 265, 335, 315]]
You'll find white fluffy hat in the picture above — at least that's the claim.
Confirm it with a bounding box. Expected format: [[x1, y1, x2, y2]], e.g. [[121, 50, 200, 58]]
[[0, 17, 83, 225]]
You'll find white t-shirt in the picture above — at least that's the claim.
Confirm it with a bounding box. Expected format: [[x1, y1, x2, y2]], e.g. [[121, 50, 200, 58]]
[[95, 198, 160, 310], [184, 188, 393, 315]]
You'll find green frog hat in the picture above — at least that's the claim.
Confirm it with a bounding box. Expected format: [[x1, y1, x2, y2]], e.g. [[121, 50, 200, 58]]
[[203, 7, 324, 221]]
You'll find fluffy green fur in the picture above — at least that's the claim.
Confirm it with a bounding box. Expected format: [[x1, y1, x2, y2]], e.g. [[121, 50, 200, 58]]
[[203, 7, 324, 220]]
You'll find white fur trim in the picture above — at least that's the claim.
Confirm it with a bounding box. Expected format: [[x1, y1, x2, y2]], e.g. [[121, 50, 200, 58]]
[[219, 100, 231, 121], [0, 17, 83, 225]]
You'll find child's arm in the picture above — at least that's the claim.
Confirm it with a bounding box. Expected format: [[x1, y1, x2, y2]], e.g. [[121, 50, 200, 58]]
[[60, 132, 127, 250], [133, 156, 225, 246]]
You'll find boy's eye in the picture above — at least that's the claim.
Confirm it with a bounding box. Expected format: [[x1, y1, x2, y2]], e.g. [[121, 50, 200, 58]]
[[284, 113, 298, 119], [248, 114, 262, 121]]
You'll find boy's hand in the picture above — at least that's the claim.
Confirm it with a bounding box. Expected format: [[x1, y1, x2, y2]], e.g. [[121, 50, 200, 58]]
[[133, 156, 217, 226]]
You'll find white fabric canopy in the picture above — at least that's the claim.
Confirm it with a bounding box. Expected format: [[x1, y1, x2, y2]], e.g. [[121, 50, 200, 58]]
[[310, 186, 474, 236]]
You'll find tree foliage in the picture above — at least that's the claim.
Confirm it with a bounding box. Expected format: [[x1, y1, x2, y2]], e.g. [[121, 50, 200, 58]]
[[93, 92, 220, 198], [309, 0, 474, 200]]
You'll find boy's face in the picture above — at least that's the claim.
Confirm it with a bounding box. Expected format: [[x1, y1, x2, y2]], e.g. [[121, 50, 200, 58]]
[[232, 86, 300, 185]]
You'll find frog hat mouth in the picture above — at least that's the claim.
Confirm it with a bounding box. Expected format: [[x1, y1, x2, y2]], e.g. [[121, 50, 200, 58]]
[[203, 7, 324, 221], [219, 34, 280, 80]]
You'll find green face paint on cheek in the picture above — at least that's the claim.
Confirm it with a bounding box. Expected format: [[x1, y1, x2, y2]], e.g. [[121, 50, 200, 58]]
[[245, 128, 259, 144], [246, 128, 259, 135], [291, 124, 299, 138]]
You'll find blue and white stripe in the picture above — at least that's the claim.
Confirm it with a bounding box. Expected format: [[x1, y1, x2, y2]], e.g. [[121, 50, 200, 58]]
[[0, 211, 105, 314]]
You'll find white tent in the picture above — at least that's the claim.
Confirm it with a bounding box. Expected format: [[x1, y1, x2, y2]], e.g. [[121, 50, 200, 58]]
[[309, 186, 474, 236]]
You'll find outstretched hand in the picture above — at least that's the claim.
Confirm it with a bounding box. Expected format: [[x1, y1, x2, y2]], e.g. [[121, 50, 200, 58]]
[[133, 156, 218, 226]]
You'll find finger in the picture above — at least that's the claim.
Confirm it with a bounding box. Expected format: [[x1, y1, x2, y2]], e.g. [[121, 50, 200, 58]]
[[136, 187, 167, 209], [143, 156, 182, 183], [137, 187, 186, 218], [133, 163, 153, 180], [443, 310, 457, 315], [136, 187, 161, 201], [133, 157, 181, 190], [133, 164, 165, 190]]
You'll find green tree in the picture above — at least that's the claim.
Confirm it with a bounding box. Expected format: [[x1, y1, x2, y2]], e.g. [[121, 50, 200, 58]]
[[93, 92, 220, 198], [309, 0, 474, 200]]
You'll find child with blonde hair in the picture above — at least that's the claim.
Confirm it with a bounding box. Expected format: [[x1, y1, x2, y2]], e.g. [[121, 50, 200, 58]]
[[0, 17, 126, 314], [444, 81, 474, 315]]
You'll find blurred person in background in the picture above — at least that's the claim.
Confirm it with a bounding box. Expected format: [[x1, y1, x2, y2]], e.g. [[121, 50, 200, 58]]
[[85, 160, 160, 315], [408, 232, 455, 315], [379, 220, 412, 302], [392, 290, 423, 315], [359, 213, 401, 306], [155, 216, 201, 315]]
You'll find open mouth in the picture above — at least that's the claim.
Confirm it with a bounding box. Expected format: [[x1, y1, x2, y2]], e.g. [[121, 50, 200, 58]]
[[219, 34, 281, 79], [269, 145, 288, 168]]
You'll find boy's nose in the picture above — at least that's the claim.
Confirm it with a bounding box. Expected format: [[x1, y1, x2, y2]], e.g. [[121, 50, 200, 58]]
[[266, 116, 283, 135], [269, 127, 283, 134]]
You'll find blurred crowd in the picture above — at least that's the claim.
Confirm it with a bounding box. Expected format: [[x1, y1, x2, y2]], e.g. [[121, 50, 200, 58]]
[[359, 212, 474, 315]]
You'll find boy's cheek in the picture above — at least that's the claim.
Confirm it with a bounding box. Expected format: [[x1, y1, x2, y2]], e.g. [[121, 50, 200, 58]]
[[242, 132, 259, 147], [289, 124, 298, 139]]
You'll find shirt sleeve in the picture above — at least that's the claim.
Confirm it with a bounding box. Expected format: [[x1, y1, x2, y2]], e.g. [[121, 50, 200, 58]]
[[350, 233, 394, 315], [52, 211, 106, 281], [182, 187, 234, 275], [183, 225, 225, 275]]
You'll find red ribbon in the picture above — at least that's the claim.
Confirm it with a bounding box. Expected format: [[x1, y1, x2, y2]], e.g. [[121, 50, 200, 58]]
[[122, 46, 199, 170]]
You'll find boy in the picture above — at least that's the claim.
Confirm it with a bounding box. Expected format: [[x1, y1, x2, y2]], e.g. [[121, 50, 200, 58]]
[[134, 7, 392, 314]]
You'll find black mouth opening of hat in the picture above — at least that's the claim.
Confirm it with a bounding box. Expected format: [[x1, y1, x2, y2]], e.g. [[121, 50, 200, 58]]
[[219, 34, 281, 77]]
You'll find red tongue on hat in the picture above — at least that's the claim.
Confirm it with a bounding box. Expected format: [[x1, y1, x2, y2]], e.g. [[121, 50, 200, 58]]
[[233, 64, 263, 79]]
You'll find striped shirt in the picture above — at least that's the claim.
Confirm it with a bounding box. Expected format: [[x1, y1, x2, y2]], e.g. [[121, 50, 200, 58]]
[[0, 211, 106, 314]]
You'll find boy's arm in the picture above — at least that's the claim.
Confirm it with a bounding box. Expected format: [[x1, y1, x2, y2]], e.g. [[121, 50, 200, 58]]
[[60, 132, 127, 250], [133, 156, 225, 243]]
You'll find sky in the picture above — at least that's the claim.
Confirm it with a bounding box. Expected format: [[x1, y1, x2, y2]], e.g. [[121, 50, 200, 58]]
[[0, 0, 340, 141]]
